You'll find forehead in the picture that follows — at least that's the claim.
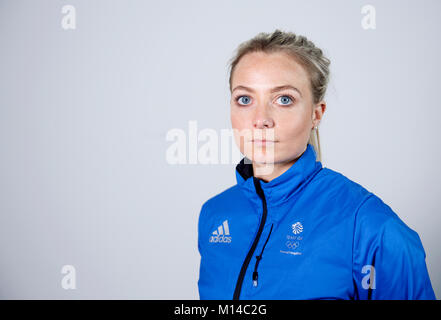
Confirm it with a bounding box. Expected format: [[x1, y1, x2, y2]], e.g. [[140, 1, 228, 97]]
[[232, 51, 310, 92]]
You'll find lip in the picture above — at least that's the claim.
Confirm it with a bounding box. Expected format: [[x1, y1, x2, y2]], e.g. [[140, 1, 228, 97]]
[[251, 140, 276, 146]]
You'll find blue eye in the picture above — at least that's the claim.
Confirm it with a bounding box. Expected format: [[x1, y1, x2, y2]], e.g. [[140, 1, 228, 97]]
[[234, 94, 295, 106], [277, 95, 294, 105], [236, 95, 251, 106]]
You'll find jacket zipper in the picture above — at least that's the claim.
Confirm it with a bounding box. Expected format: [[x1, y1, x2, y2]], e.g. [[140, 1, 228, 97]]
[[252, 223, 273, 287], [233, 177, 268, 300]]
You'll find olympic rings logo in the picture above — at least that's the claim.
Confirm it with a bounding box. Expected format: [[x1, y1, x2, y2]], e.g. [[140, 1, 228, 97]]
[[285, 241, 299, 250]]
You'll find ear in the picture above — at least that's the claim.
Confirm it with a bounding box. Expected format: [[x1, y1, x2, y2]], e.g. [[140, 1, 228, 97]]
[[312, 101, 326, 128]]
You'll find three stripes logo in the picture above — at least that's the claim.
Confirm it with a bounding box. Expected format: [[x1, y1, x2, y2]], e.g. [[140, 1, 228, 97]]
[[209, 220, 232, 243]]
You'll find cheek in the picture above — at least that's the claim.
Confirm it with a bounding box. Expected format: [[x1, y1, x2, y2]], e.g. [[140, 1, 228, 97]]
[[277, 109, 311, 139], [230, 110, 247, 130], [231, 110, 254, 154]]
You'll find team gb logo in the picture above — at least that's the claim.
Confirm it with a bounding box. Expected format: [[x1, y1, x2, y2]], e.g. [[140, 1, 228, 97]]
[[292, 222, 303, 235]]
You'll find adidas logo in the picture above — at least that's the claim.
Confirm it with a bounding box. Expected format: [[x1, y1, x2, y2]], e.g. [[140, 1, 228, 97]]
[[209, 220, 232, 243]]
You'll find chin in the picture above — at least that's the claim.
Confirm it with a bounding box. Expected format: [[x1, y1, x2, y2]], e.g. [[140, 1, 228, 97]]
[[245, 151, 277, 164]]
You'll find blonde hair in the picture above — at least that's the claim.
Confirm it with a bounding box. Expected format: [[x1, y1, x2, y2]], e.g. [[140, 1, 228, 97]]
[[227, 29, 331, 163]]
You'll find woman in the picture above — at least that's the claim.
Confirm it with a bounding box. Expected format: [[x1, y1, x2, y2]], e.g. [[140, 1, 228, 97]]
[[197, 29, 436, 300]]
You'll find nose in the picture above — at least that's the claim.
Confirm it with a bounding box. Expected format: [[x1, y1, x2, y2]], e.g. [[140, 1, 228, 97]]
[[253, 104, 274, 129]]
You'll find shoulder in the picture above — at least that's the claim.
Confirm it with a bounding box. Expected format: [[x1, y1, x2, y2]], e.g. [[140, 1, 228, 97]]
[[200, 184, 240, 212], [353, 192, 425, 260], [316, 167, 419, 241], [313, 166, 373, 209], [355, 193, 401, 229], [198, 184, 242, 223], [317, 167, 370, 193]]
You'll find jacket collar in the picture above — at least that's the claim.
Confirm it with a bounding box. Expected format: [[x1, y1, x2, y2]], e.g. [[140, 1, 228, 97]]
[[235, 143, 323, 215]]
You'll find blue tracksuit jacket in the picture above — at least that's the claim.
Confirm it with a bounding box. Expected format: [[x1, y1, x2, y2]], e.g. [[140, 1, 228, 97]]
[[197, 143, 436, 300]]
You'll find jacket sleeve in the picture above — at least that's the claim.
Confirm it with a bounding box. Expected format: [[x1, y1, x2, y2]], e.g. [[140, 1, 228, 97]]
[[197, 201, 210, 300], [352, 194, 436, 300]]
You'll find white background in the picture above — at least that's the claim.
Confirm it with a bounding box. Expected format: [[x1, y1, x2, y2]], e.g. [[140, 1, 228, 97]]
[[0, 0, 440, 299]]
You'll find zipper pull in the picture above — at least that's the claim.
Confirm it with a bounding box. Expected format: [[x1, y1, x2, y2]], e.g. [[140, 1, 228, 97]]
[[251, 224, 273, 290], [252, 271, 258, 287]]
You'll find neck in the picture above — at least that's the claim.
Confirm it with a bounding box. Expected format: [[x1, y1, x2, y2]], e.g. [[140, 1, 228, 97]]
[[252, 157, 299, 183], [252, 145, 308, 182]]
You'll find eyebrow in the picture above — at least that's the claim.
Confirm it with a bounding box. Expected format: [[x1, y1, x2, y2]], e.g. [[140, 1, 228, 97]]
[[232, 85, 302, 97]]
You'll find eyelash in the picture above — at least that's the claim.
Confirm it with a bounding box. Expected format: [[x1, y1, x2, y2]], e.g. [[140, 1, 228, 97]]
[[233, 94, 296, 106]]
